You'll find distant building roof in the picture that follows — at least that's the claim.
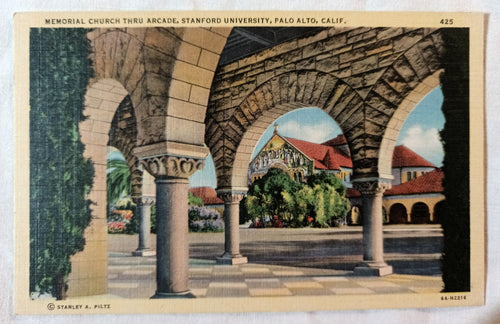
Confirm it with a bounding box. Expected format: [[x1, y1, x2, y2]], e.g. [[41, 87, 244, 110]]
[[346, 169, 444, 198], [385, 169, 444, 196], [284, 137, 353, 170], [188, 187, 223, 205], [392, 145, 435, 168], [322, 138, 434, 168]]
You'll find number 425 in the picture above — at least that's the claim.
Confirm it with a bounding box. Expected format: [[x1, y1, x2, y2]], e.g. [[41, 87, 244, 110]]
[[440, 18, 454, 25]]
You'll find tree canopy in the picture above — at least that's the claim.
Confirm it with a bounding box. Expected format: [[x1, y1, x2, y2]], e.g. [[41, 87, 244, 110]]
[[107, 155, 132, 206], [245, 169, 350, 228]]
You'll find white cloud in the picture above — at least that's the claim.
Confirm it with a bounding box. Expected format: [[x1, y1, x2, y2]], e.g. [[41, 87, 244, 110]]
[[400, 125, 443, 166], [278, 120, 339, 143]]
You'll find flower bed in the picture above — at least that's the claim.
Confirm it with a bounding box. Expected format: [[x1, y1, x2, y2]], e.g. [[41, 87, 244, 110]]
[[107, 209, 133, 234], [188, 206, 224, 232], [108, 221, 126, 233]]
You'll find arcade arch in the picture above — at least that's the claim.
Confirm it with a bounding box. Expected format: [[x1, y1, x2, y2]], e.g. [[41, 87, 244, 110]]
[[433, 200, 446, 224], [206, 27, 446, 277], [70, 78, 157, 296], [411, 202, 431, 224], [389, 203, 408, 224], [67, 26, 455, 297], [68, 78, 131, 296]]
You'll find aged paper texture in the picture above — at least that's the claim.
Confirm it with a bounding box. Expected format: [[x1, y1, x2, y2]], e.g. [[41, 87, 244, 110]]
[[13, 11, 485, 316]]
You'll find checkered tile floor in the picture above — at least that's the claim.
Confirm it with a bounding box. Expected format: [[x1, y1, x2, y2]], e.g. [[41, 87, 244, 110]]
[[107, 252, 443, 299]]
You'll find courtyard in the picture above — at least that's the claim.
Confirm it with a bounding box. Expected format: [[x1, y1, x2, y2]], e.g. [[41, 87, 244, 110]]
[[107, 225, 443, 298]]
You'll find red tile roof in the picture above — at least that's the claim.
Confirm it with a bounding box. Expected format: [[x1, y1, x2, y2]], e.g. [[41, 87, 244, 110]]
[[188, 187, 223, 205], [385, 169, 444, 196], [392, 145, 435, 168], [347, 169, 444, 197], [285, 137, 353, 170]]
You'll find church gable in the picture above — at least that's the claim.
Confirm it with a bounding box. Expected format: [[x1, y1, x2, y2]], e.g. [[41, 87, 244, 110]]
[[248, 133, 314, 183]]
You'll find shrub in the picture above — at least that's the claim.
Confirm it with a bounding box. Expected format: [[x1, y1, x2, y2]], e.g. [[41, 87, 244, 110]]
[[188, 206, 224, 232]]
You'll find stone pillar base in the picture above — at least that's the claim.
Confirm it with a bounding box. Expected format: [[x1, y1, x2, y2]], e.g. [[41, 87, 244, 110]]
[[151, 291, 196, 299], [216, 254, 248, 265], [353, 262, 393, 276], [132, 249, 156, 257]]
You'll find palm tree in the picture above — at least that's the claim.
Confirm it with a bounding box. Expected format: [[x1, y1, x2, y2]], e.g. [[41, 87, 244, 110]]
[[107, 153, 132, 207]]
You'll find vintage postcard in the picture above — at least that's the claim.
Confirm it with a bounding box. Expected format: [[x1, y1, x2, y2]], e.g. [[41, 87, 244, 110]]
[[14, 11, 485, 315]]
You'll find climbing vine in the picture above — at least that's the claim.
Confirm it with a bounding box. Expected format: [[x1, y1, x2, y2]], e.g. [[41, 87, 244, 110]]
[[29, 28, 94, 299]]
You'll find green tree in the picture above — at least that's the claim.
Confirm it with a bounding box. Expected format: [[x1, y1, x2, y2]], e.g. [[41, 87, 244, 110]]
[[282, 185, 313, 227], [30, 28, 94, 299], [305, 172, 350, 227], [188, 192, 204, 207], [307, 171, 346, 196], [318, 183, 350, 227], [246, 169, 349, 228], [246, 191, 271, 226], [107, 156, 132, 206], [247, 168, 300, 225]]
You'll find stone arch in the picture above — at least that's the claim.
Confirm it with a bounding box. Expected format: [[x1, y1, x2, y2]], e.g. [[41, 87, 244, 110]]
[[89, 27, 231, 148], [68, 78, 129, 296], [411, 202, 431, 224], [206, 69, 363, 189], [389, 203, 408, 224], [375, 31, 445, 178], [433, 200, 446, 224], [108, 94, 143, 198]]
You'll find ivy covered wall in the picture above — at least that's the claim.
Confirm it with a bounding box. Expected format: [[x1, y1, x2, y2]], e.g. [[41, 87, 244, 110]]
[[29, 28, 94, 299]]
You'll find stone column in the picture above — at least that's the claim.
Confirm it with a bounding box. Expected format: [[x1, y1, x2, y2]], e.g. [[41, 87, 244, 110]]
[[216, 190, 248, 265], [132, 196, 156, 256], [139, 155, 205, 298], [352, 179, 393, 276]]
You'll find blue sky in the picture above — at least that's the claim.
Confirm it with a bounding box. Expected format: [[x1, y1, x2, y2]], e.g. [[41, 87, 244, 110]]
[[108, 87, 444, 188]]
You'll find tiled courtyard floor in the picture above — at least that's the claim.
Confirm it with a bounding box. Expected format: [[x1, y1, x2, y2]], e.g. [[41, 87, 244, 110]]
[[107, 225, 444, 298], [107, 254, 442, 298]]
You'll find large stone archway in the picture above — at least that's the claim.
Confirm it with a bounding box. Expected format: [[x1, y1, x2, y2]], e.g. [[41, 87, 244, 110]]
[[68, 78, 129, 296], [206, 27, 446, 275], [71, 26, 450, 297], [208, 27, 445, 181], [208, 70, 363, 190], [75, 27, 233, 298]]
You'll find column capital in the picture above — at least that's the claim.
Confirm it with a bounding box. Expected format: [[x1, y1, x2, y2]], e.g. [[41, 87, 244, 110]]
[[216, 189, 247, 204], [139, 155, 205, 179], [352, 179, 391, 196], [132, 196, 156, 206]]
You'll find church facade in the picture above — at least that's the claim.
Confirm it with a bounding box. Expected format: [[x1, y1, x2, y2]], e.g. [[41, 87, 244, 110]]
[[248, 126, 444, 225], [249, 125, 353, 187]]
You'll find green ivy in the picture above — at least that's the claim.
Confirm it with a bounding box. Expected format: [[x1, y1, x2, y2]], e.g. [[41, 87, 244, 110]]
[[30, 28, 94, 299]]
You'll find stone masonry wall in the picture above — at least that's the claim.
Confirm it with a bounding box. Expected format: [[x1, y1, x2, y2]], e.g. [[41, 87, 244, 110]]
[[89, 27, 231, 148], [108, 95, 143, 199], [207, 27, 445, 187]]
